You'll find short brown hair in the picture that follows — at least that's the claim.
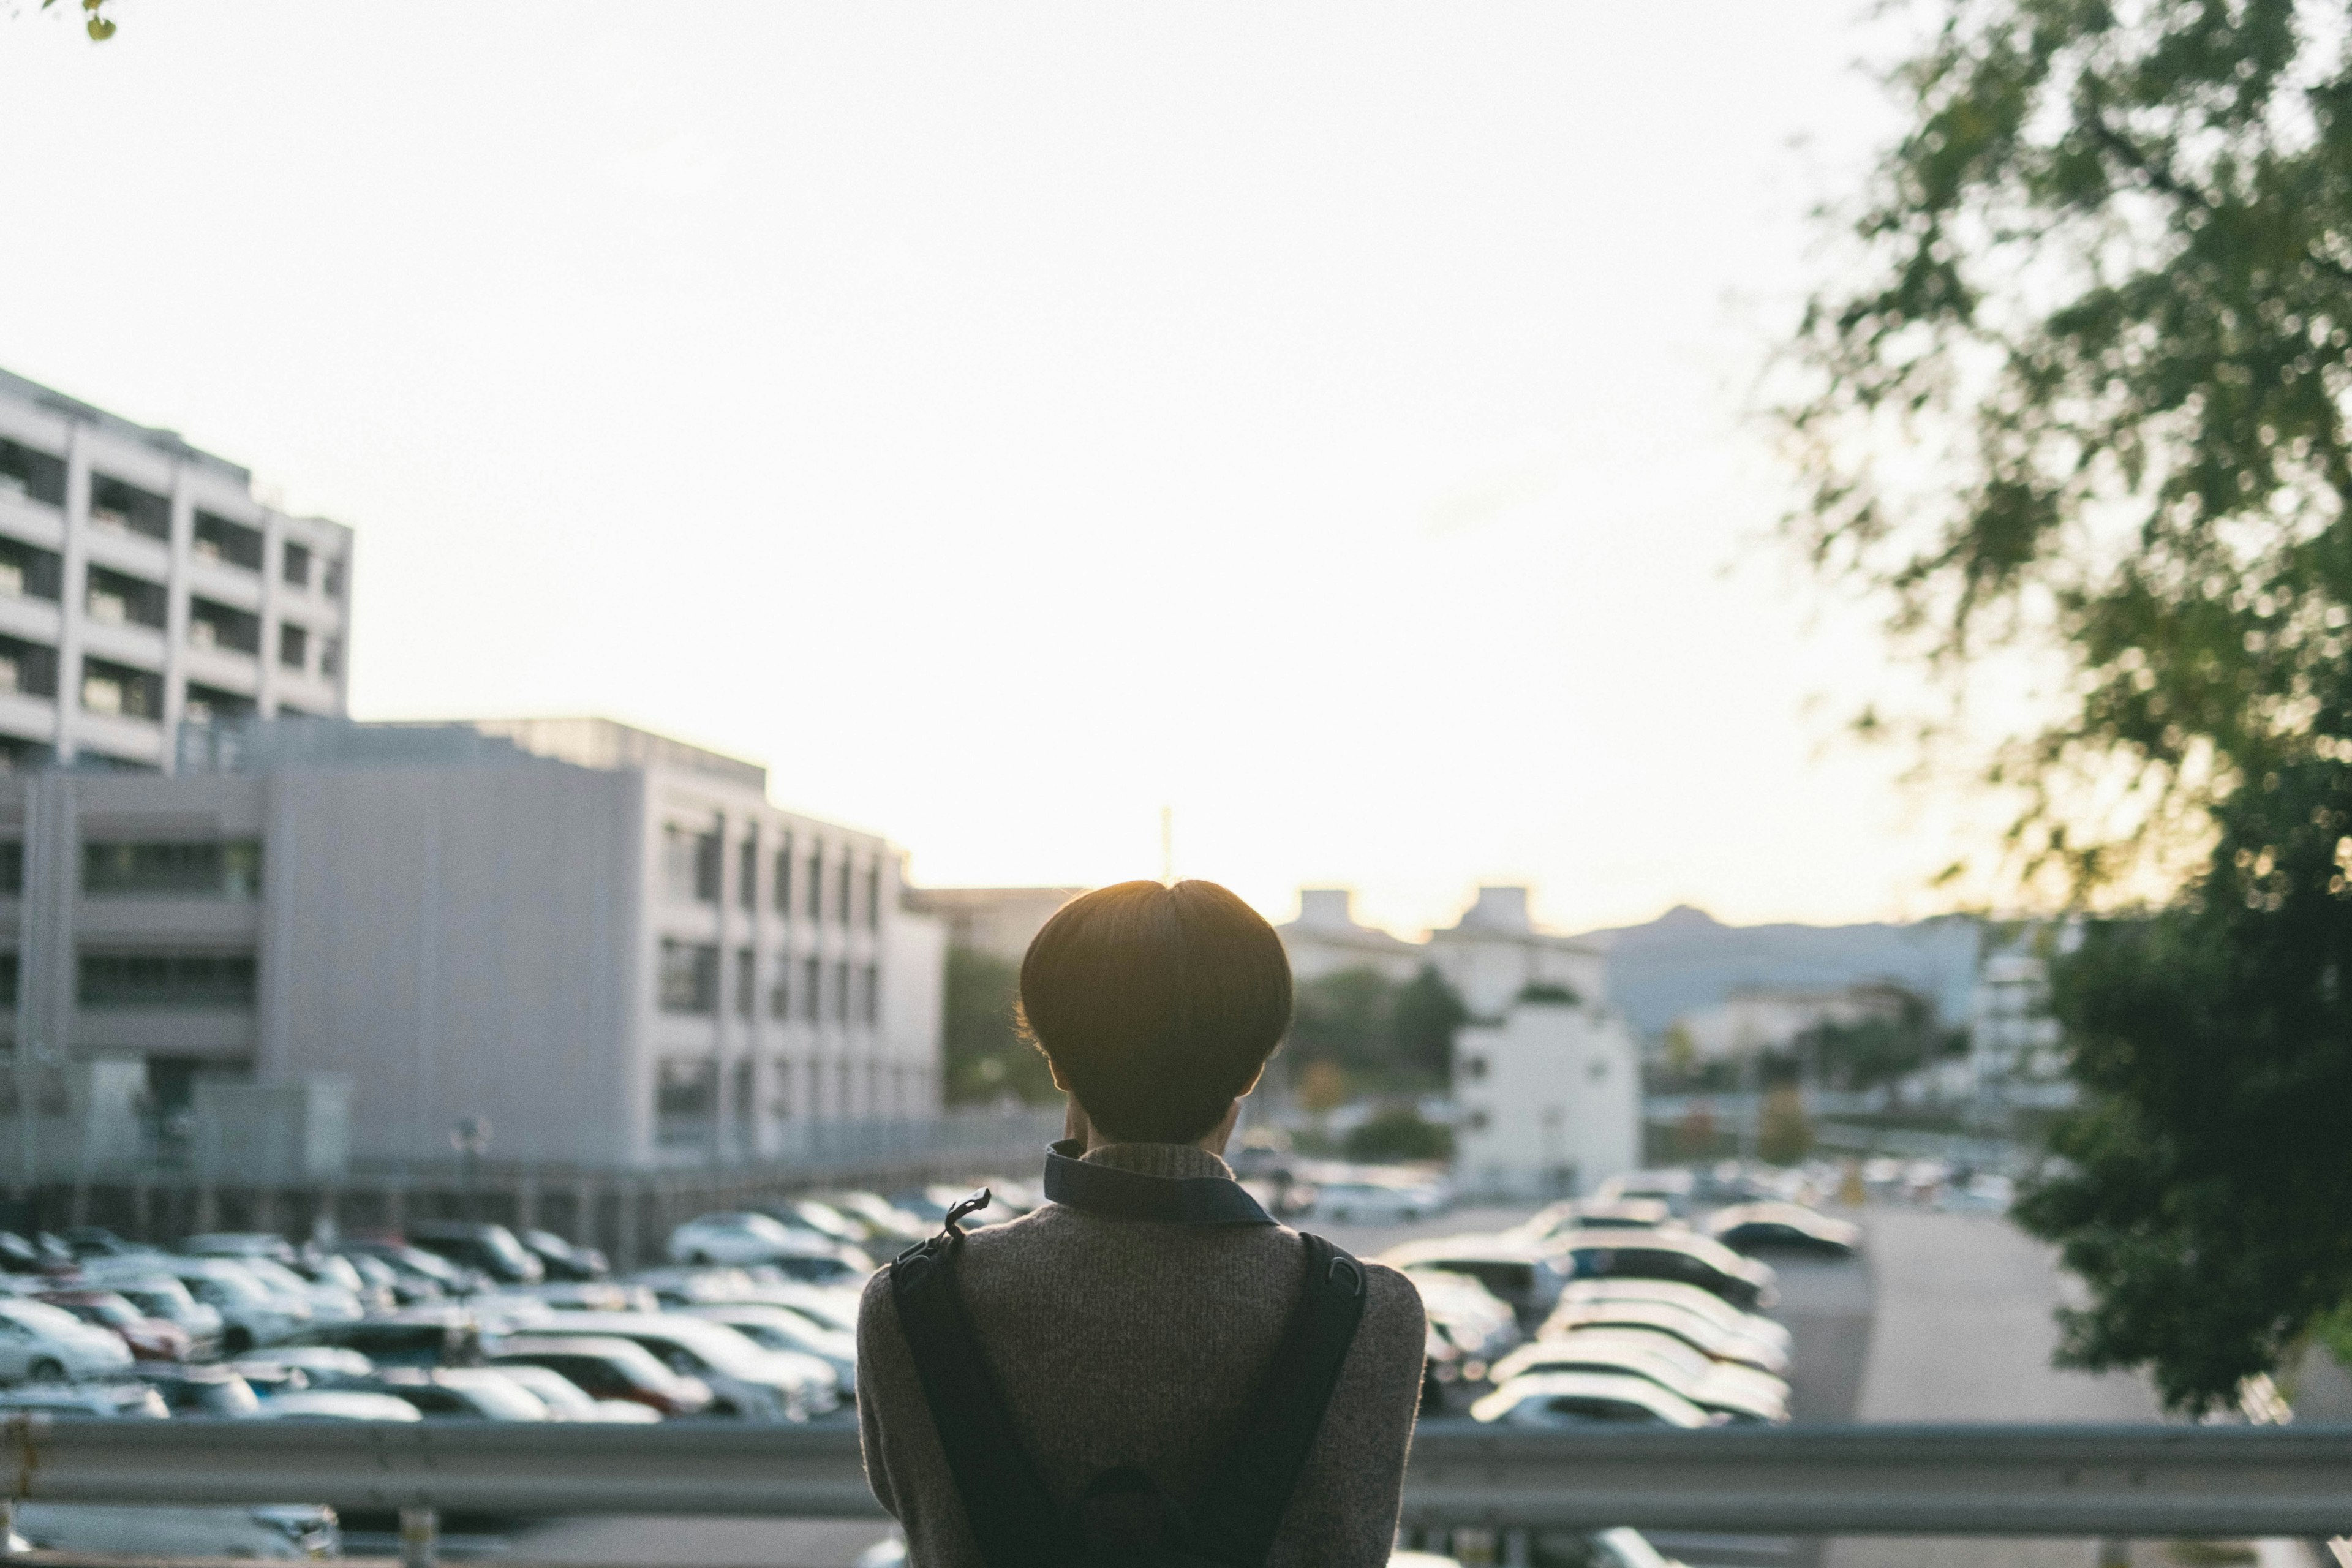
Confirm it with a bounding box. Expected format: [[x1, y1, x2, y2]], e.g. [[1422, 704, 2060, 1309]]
[[1019, 879, 1292, 1144]]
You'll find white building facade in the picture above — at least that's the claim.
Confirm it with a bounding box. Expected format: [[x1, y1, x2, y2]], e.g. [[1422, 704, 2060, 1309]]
[[3, 718, 944, 1172], [1452, 1000, 1642, 1200], [1277, 888, 1428, 984], [0, 369, 352, 772]]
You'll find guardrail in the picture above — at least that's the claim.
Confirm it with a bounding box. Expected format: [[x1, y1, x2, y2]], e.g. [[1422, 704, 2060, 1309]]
[[1, 1417, 2349, 1559]]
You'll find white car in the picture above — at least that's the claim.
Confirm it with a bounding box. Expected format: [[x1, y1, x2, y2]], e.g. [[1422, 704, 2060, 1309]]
[[0, 1299, 135, 1382], [682, 1303, 858, 1397], [83, 1257, 308, 1352], [667, 1213, 876, 1279], [1306, 1180, 1442, 1225], [514, 1312, 837, 1422], [12, 1504, 339, 1560], [1488, 1329, 1792, 1423], [492, 1362, 663, 1423], [241, 1390, 424, 1422], [1538, 1294, 1789, 1376], [1470, 1370, 1721, 1428], [1553, 1278, 1793, 1354]]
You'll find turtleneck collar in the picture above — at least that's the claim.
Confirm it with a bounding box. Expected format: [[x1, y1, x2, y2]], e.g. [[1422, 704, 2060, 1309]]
[[1041, 1137, 1274, 1226]]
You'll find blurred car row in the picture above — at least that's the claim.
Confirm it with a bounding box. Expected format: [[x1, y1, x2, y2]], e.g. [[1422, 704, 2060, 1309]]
[[1381, 1164, 1860, 1431]]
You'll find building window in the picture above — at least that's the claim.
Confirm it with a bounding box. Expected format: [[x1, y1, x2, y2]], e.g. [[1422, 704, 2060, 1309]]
[[83, 839, 262, 899], [85, 566, 167, 630], [88, 475, 169, 541], [0, 438, 66, 509], [181, 685, 256, 728], [732, 1058, 756, 1143], [737, 839, 757, 911], [657, 940, 720, 1015], [320, 638, 343, 680], [80, 657, 162, 721], [801, 956, 820, 1022], [192, 511, 265, 571], [282, 541, 312, 589], [837, 861, 853, 928], [187, 598, 262, 655], [277, 623, 308, 671], [865, 865, 881, 931], [0, 739, 49, 774], [861, 963, 879, 1025], [0, 635, 59, 699], [834, 960, 850, 1022], [655, 1057, 717, 1148], [772, 837, 794, 914], [806, 848, 824, 919], [321, 557, 345, 598], [77, 951, 258, 1008], [663, 825, 722, 904], [0, 842, 18, 895], [734, 947, 756, 1019], [768, 956, 791, 1019], [0, 538, 62, 603]]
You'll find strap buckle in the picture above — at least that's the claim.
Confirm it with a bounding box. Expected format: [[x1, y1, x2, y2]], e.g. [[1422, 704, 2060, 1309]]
[[940, 1186, 992, 1246]]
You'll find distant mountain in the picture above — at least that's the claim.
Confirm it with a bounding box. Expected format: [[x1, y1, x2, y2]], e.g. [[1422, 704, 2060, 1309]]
[[1576, 905, 1984, 1036]]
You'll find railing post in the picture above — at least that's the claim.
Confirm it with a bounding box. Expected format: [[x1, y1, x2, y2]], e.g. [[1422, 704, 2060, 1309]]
[[398, 1505, 437, 1568]]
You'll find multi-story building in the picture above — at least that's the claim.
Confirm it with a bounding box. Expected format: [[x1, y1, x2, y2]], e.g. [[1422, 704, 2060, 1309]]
[[1276, 888, 1428, 984], [901, 884, 1085, 967], [4, 717, 944, 1170], [0, 368, 352, 773]]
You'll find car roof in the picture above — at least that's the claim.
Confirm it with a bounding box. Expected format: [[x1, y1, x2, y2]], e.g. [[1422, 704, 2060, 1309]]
[[1487, 1370, 1709, 1420]]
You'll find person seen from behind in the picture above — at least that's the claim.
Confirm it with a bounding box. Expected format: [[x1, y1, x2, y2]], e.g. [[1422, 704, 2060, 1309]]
[[858, 878, 1425, 1566]]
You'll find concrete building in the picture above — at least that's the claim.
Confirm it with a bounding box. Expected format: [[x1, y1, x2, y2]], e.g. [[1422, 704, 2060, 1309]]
[[1427, 886, 1608, 1019], [1276, 889, 1428, 984], [900, 884, 1083, 967], [1672, 981, 1917, 1064], [3, 717, 944, 1172], [1452, 997, 1642, 1200], [1968, 938, 2076, 1111], [0, 369, 352, 772]]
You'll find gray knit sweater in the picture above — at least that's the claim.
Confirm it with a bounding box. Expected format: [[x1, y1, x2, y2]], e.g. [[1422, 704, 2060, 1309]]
[[856, 1141, 1425, 1566]]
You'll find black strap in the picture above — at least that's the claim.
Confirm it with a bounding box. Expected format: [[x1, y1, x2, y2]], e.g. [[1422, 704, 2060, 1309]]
[[1183, 1233, 1368, 1564], [888, 1193, 1081, 1568]]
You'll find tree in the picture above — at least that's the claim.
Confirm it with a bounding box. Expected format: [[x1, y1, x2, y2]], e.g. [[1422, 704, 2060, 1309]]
[[1389, 964, 1470, 1079], [38, 0, 116, 41], [1757, 1084, 1816, 1166], [940, 946, 1057, 1107], [1286, 963, 1468, 1088], [1790, 0, 2352, 1408], [2013, 737, 2352, 1412], [1343, 1106, 1454, 1163]]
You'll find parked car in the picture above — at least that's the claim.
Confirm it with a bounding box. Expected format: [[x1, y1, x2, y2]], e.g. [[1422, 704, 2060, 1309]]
[[1703, 1202, 1861, 1257], [764, 1200, 868, 1245], [1592, 1169, 1698, 1217], [1407, 1269, 1522, 1370], [0, 1232, 64, 1277], [96, 1277, 225, 1359], [668, 1213, 877, 1284], [242, 1390, 424, 1422], [326, 1246, 442, 1306], [82, 1257, 309, 1352], [204, 1252, 367, 1324], [0, 1298, 136, 1382], [492, 1361, 663, 1423], [1553, 1278, 1793, 1356], [180, 1232, 298, 1266], [292, 1248, 394, 1311], [55, 1227, 153, 1261], [518, 1312, 834, 1421], [134, 1365, 263, 1417], [0, 1380, 166, 1417], [232, 1345, 376, 1382], [1469, 1370, 1721, 1429], [1537, 1294, 1789, 1376], [519, 1229, 609, 1281], [12, 1504, 339, 1561], [1379, 1237, 1574, 1328], [405, 1222, 546, 1286], [1513, 1198, 1679, 1241], [362, 1366, 551, 1420], [1306, 1179, 1444, 1225], [330, 1240, 484, 1298], [284, 1310, 483, 1368], [812, 1191, 932, 1246], [681, 1303, 858, 1396], [37, 1290, 191, 1363], [490, 1335, 715, 1417], [1488, 1329, 1791, 1423], [1545, 1229, 1779, 1311]]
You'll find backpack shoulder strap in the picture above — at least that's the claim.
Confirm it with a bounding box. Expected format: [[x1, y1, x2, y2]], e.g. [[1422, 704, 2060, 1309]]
[[1181, 1232, 1370, 1566], [888, 1207, 1079, 1568]]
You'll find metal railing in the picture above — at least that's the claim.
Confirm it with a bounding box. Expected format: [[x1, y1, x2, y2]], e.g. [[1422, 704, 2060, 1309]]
[[1, 1418, 2348, 1562]]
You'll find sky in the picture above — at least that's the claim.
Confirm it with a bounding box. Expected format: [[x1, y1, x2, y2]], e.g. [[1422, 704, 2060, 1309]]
[[0, 2, 1983, 938]]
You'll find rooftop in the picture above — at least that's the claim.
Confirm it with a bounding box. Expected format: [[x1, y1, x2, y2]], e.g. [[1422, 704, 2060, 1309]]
[[179, 716, 769, 793], [0, 366, 253, 489]]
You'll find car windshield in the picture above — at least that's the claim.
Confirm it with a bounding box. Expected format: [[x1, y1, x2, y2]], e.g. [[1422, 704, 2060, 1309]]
[[237, 1258, 314, 1294], [627, 1319, 772, 1376], [497, 1365, 596, 1414], [445, 1374, 549, 1420], [189, 1270, 271, 1306], [64, 1297, 139, 1328], [502, 1339, 674, 1387]]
